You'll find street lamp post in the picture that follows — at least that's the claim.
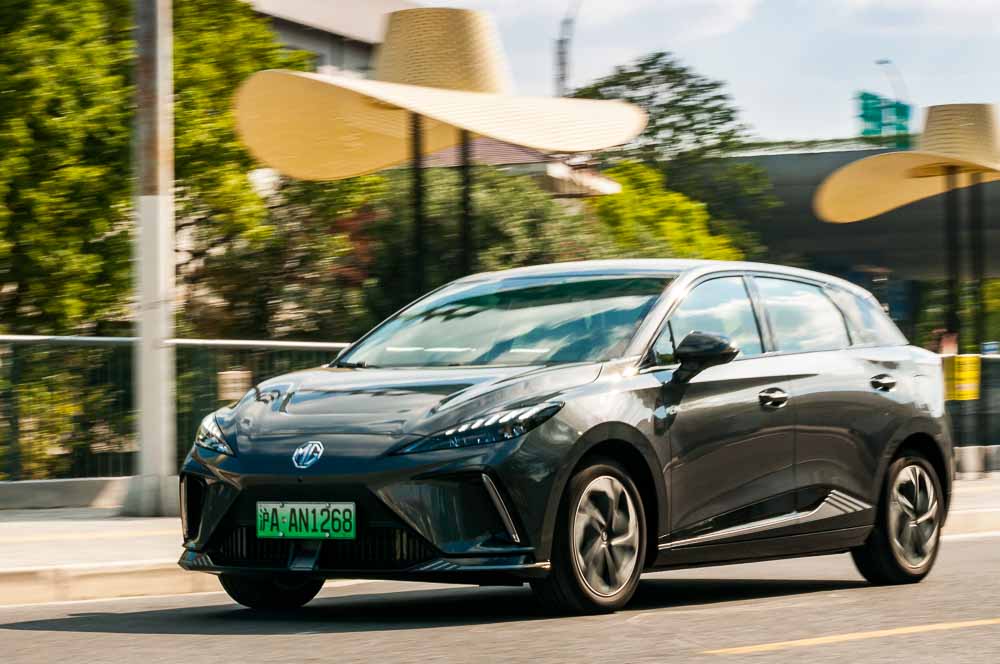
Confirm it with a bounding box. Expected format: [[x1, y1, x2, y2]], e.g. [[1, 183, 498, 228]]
[[123, 0, 177, 516]]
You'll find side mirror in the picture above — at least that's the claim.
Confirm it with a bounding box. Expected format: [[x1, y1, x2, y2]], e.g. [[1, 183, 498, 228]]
[[671, 331, 739, 383]]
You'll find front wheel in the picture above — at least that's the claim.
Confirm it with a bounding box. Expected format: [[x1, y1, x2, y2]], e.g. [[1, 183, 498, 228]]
[[220, 573, 325, 609], [532, 457, 646, 614], [851, 452, 943, 585]]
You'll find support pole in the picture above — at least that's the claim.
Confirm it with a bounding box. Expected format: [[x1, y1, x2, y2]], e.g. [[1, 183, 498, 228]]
[[459, 129, 474, 276], [123, 0, 177, 516], [944, 166, 962, 337], [411, 113, 425, 296], [970, 171, 986, 348]]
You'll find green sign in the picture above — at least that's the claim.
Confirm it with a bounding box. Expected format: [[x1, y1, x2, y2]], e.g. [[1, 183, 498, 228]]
[[857, 91, 911, 148]]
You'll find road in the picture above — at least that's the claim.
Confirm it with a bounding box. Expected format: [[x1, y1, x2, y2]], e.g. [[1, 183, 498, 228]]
[[2, 533, 998, 663]]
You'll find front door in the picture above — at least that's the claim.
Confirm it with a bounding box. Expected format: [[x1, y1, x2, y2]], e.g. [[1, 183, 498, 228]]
[[650, 276, 797, 543]]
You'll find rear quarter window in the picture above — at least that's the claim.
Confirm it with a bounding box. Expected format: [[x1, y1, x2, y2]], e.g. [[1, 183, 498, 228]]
[[829, 288, 908, 347], [755, 277, 850, 353]]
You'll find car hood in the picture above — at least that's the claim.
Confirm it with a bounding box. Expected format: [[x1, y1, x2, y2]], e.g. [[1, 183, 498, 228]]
[[217, 362, 602, 442]]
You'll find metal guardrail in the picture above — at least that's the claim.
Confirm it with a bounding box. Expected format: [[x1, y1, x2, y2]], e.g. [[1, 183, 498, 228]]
[[0, 335, 350, 350], [0, 336, 350, 481], [3, 335, 997, 481]]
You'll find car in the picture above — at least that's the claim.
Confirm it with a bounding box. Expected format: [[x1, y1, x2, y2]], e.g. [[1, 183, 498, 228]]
[[178, 259, 953, 614]]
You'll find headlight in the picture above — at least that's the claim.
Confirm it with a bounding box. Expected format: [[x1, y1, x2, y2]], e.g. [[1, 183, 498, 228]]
[[395, 402, 563, 455], [194, 413, 235, 456]]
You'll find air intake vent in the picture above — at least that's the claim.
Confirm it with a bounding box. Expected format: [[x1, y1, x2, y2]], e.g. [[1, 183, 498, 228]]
[[209, 525, 436, 571]]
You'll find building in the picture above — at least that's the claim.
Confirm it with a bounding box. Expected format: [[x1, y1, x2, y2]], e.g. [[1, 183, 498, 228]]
[[733, 144, 1000, 335], [245, 0, 417, 76]]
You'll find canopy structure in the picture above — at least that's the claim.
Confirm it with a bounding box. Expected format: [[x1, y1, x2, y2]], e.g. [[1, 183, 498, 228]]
[[814, 104, 1000, 344], [234, 7, 646, 293]]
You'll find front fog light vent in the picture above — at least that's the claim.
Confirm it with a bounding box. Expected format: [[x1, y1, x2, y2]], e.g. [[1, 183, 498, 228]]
[[482, 473, 521, 544]]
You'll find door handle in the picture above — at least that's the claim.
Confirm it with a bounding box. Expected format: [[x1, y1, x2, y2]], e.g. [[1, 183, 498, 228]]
[[870, 374, 897, 392], [758, 387, 788, 409]]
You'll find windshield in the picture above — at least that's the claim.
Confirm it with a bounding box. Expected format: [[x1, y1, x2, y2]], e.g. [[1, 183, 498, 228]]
[[339, 276, 672, 368]]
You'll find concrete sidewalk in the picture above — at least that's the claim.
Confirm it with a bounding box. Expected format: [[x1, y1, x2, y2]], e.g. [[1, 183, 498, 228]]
[[1, 479, 998, 606]]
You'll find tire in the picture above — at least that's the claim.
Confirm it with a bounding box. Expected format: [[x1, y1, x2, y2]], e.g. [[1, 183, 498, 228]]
[[219, 573, 325, 609], [532, 457, 646, 614], [851, 451, 944, 585]]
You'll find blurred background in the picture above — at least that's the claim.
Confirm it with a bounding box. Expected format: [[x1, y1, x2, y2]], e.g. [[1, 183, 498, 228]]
[[0, 0, 997, 485]]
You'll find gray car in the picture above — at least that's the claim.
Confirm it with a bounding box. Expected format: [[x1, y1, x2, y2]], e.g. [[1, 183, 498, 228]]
[[180, 259, 952, 614]]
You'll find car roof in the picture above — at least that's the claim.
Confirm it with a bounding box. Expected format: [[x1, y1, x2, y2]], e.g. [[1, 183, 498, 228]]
[[456, 259, 869, 296]]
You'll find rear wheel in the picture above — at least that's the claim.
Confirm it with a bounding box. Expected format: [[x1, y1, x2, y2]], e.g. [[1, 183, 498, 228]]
[[851, 452, 943, 585], [219, 573, 325, 609], [532, 458, 646, 614]]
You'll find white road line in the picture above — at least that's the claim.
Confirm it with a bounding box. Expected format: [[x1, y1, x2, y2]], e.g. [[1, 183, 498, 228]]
[[942, 530, 1000, 542]]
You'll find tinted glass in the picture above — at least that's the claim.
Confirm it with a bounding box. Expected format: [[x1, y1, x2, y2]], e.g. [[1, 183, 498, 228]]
[[653, 277, 763, 363], [341, 276, 671, 368], [756, 277, 849, 353], [829, 288, 908, 347]]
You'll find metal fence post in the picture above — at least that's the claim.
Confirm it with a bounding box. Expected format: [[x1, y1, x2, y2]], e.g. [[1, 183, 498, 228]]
[[4, 345, 21, 480]]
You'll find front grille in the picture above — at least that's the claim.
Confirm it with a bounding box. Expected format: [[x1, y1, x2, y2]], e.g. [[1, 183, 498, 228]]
[[318, 526, 436, 570], [209, 525, 436, 571], [213, 527, 292, 567]]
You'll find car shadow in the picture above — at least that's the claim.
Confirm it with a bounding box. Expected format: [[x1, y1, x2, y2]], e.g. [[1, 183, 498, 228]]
[[0, 576, 868, 636]]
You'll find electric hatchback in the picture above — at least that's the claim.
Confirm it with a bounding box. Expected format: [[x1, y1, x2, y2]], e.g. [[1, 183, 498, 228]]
[[179, 260, 952, 613]]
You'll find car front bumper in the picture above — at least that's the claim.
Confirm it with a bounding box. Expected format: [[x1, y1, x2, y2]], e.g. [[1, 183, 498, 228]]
[[177, 428, 563, 582]]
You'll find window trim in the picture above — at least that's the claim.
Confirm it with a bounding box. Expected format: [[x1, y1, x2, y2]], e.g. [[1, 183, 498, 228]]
[[748, 273, 853, 357], [639, 272, 767, 371]]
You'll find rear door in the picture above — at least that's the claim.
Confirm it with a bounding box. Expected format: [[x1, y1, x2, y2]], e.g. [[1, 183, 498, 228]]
[[751, 276, 907, 529]]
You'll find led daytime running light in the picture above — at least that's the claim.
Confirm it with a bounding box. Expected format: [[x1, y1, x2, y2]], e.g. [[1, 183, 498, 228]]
[[397, 402, 563, 454]]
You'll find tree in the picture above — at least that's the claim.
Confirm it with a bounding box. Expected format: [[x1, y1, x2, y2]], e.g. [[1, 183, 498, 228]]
[[0, 0, 308, 336], [574, 51, 777, 259], [183, 174, 387, 343], [0, 0, 134, 335], [0, 0, 307, 479], [364, 167, 609, 321], [590, 161, 741, 261]]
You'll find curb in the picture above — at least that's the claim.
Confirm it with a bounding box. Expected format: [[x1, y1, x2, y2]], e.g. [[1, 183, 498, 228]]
[[0, 560, 219, 606], [955, 445, 1000, 476]]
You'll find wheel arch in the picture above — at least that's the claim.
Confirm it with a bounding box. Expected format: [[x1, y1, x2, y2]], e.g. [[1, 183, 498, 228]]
[[877, 421, 953, 516], [539, 422, 667, 567]]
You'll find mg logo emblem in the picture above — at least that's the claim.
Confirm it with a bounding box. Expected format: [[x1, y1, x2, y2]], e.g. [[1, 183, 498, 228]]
[[292, 441, 324, 469]]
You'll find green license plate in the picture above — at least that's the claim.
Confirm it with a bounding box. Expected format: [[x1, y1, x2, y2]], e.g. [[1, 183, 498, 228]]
[[256, 501, 356, 540]]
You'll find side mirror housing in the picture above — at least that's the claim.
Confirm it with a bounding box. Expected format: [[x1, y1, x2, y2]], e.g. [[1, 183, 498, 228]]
[[670, 331, 739, 383]]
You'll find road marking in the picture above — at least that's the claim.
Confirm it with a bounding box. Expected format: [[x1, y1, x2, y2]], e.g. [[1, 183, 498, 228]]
[[943, 530, 1000, 542], [0, 529, 178, 544], [703, 618, 1000, 655]]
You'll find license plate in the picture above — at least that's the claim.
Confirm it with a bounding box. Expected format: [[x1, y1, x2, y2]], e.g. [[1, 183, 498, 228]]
[[256, 501, 356, 540]]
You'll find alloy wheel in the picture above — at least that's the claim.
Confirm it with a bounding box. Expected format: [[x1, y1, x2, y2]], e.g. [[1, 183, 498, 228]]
[[572, 475, 640, 597], [887, 464, 940, 569]]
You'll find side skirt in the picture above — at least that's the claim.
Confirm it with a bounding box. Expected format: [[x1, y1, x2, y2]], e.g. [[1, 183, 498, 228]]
[[652, 525, 871, 569]]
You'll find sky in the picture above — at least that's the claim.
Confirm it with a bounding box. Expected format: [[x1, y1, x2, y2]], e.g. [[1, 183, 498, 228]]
[[431, 0, 1000, 141]]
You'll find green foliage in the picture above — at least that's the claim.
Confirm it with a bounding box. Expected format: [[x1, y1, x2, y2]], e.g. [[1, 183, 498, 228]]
[[590, 162, 742, 261], [173, 0, 310, 250], [0, 0, 134, 334], [183, 174, 387, 342], [573, 51, 778, 260]]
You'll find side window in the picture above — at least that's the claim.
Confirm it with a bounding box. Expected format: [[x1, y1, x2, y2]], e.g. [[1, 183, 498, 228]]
[[756, 277, 849, 353], [829, 288, 908, 347], [653, 277, 763, 363]]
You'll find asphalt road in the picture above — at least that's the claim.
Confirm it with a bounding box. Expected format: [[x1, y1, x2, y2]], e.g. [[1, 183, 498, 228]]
[[2, 533, 999, 664]]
